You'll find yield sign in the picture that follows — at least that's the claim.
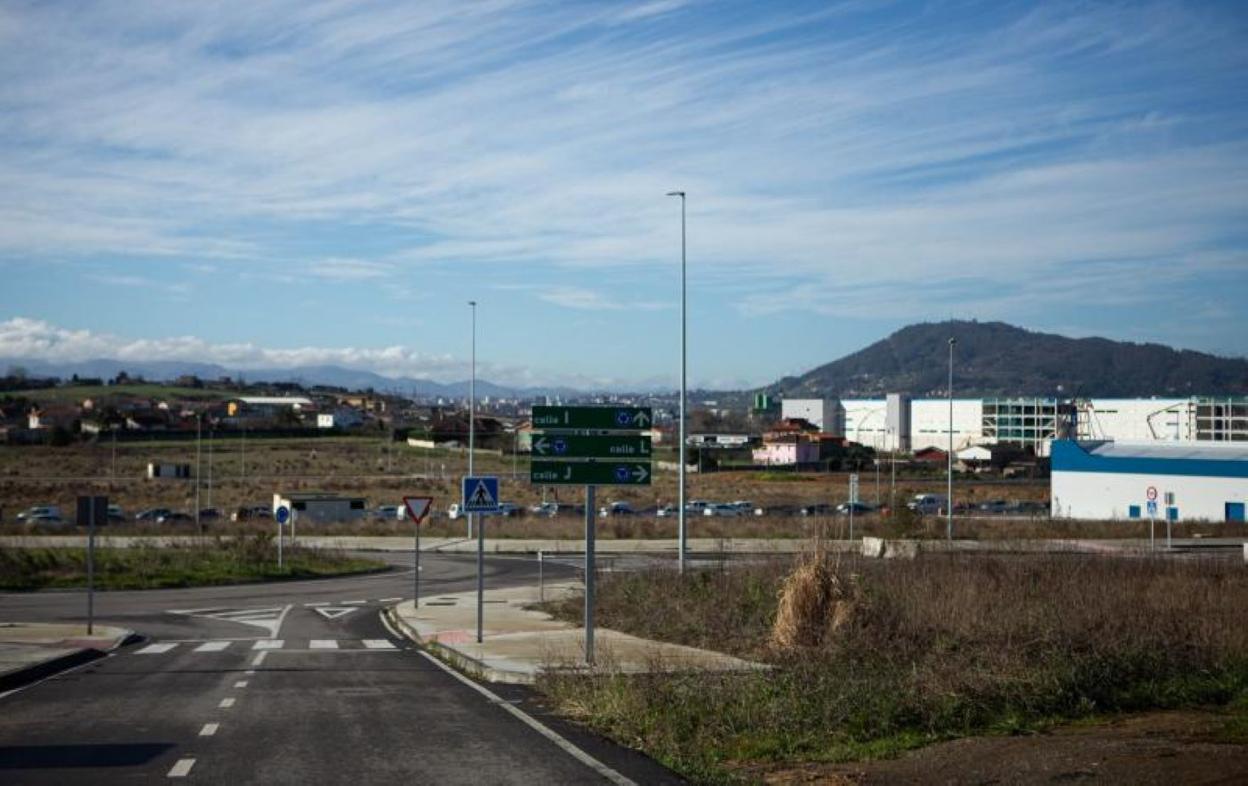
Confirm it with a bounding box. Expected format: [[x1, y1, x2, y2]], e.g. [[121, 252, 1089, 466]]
[[403, 496, 433, 524], [314, 606, 358, 621]]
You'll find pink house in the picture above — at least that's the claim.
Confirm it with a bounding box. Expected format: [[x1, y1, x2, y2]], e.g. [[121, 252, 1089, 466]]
[[753, 440, 820, 466]]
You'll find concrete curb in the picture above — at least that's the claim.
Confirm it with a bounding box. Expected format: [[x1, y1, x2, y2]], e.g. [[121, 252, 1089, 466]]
[[0, 626, 139, 692], [383, 606, 536, 684]]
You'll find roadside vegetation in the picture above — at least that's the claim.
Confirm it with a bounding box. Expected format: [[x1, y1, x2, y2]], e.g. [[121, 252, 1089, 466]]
[[539, 551, 1248, 784], [0, 537, 385, 590]]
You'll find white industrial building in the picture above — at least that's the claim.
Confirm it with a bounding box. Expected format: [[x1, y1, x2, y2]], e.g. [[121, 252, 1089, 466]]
[[1050, 440, 1248, 522], [833, 395, 1246, 457]]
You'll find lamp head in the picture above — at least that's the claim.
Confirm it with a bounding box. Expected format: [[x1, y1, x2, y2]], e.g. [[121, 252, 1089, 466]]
[[666, 191, 685, 197]]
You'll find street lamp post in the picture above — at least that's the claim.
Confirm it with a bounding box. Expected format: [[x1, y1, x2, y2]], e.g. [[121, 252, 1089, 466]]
[[947, 337, 956, 541], [195, 414, 202, 538], [469, 300, 484, 644], [666, 190, 687, 574]]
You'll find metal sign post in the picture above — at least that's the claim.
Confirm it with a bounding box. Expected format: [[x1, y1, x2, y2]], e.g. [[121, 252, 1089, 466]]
[[275, 505, 290, 569], [403, 497, 433, 608], [77, 495, 107, 635], [1146, 486, 1159, 552], [849, 473, 859, 542], [462, 476, 500, 644], [585, 484, 596, 666]]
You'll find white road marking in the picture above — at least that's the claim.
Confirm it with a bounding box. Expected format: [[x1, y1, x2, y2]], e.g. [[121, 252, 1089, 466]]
[[340, 600, 367, 605], [199, 723, 218, 737], [310, 639, 339, 649], [251, 651, 267, 667], [234, 680, 248, 688], [136, 643, 178, 654], [219, 697, 235, 708], [379, 597, 403, 603], [169, 604, 292, 638], [304, 602, 330, 607], [314, 607, 358, 620], [415, 649, 637, 785], [194, 641, 230, 653], [167, 758, 196, 778], [245, 669, 255, 675], [252, 639, 284, 650], [361, 639, 396, 650]]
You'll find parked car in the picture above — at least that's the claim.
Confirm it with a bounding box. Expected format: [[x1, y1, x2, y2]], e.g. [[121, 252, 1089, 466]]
[[372, 505, 402, 520], [907, 494, 948, 515], [447, 503, 462, 520], [835, 501, 876, 515], [199, 507, 223, 521], [529, 502, 560, 517], [497, 502, 523, 517], [107, 504, 126, 523], [135, 508, 173, 522], [730, 501, 760, 516], [231, 506, 271, 521], [655, 504, 677, 517], [599, 501, 636, 517], [16, 505, 62, 523], [684, 500, 711, 514], [800, 503, 835, 516], [977, 499, 1009, 514], [703, 503, 743, 517], [157, 512, 194, 524]]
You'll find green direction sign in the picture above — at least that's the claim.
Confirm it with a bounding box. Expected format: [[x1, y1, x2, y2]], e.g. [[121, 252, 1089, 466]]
[[530, 461, 651, 486], [531, 405, 652, 431], [531, 434, 651, 459]]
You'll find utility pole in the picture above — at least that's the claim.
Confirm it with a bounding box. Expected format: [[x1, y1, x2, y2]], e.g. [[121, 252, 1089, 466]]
[[666, 190, 688, 573], [947, 337, 956, 541]]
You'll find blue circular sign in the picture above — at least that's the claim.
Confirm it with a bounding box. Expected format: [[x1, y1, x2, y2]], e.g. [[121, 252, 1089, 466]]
[[615, 410, 631, 426], [614, 466, 629, 482], [275, 506, 290, 524]]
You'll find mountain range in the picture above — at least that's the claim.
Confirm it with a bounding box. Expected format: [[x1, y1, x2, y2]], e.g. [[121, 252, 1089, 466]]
[[5, 321, 1246, 400], [763, 321, 1248, 398]]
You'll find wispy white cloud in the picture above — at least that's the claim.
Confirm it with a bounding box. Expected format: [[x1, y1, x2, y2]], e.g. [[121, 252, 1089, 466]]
[[307, 258, 394, 281]]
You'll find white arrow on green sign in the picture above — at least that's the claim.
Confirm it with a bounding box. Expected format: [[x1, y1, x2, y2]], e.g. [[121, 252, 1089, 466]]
[[530, 461, 651, 486]]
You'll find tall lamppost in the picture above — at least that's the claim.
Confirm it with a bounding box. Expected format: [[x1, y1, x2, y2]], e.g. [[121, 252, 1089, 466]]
[[666, 190, 687, 574], [469, 300, 483, 644], [195, 413, 202, 538], [947, 337, 956, 541]]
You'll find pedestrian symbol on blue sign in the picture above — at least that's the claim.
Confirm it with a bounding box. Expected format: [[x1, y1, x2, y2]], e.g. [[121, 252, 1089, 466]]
[[462, 476, 501, 513], [1146, 500, 1158, 516]]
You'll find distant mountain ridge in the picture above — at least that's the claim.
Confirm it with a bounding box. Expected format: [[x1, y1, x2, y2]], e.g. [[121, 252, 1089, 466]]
[[0, 357, 582, 400], [765, 321, 1248, 398]]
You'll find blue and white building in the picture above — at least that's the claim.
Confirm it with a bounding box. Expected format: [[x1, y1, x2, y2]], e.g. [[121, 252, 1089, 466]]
[[1050, 440, 1248, 523]]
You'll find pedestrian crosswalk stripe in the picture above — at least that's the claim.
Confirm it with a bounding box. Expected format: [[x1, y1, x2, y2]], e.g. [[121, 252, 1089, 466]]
[[136, 643, 177, 654], [252, 639, 284, 650], [310, 639, 338, 649], [194, 641, 230, 652], [131, 639, 402, 655], [362, 639, 396, 650]]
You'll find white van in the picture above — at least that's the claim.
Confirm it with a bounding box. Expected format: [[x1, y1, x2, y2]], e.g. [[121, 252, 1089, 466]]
[[907, 494, 948, 515]]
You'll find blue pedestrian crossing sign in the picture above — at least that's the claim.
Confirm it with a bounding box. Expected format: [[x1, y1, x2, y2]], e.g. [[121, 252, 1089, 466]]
[[462, 476, 500, 513]]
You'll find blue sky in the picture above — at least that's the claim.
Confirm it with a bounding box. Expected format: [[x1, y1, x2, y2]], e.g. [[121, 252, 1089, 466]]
[[1, 0, 1245, 389]]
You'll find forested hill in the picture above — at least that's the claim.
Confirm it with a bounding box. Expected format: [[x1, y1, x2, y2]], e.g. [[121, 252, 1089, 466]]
[[764, 321, 1248, 398]]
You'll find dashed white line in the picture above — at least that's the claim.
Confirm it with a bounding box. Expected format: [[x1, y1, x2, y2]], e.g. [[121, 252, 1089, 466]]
[[168, 758, 196, 777], [199, 723, 219, 737], [244, 669, 256, 675], [361, 639, 396, 650], [194, 641, 230, 653], [379, 597, 403, 603], [310, 640, 339, 650], [252, 639, 284, 650], [219, 697, 235, 708], [340, 600, 367, 605], [251, 651, 267, 667], [234, 680, 248, 688]]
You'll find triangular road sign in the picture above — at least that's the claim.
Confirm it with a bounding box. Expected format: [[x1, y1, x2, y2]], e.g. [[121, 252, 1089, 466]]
[[314, 606, 358, 621], [469, 480, 495, 507], [403, 496, 433, 524]]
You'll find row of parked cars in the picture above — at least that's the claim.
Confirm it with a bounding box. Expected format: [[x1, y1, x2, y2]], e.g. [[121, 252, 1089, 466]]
[[11, 503, 279, 526]]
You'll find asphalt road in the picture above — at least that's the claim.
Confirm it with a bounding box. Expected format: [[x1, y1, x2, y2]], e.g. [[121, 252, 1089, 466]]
[[0, 553, 682, 784]]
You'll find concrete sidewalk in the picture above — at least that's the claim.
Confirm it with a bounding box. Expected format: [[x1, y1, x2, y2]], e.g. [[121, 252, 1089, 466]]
[[387, 582, 765, 684], [0, 622, 134, 691]]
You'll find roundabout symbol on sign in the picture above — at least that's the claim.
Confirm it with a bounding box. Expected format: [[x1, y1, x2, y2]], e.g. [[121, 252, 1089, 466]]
[[1146, 486, 1158, 502]]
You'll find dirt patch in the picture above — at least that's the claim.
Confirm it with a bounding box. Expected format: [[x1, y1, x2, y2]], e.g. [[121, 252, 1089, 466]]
[[735, 711, 1248, 785]]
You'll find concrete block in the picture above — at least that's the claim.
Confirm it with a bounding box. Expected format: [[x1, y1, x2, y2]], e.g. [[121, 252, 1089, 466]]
[[861, 537, 885, 558], [884, 540, 919, 560]]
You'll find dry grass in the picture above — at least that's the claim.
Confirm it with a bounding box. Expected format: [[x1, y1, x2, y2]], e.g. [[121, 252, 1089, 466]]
[[539, 552, 1248, 783]]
